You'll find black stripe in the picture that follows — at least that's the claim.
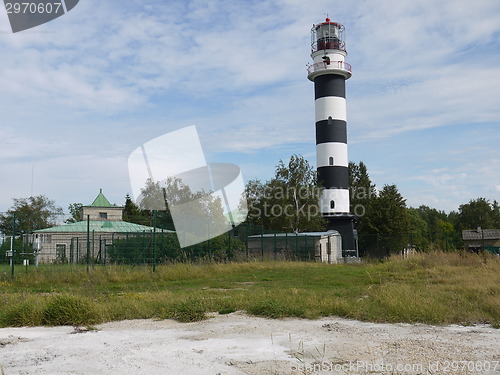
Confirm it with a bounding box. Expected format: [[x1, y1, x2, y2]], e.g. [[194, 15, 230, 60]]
[[314, 75, 345, 99], [316, 119, 347, 144], [317, 166, 349, 189]]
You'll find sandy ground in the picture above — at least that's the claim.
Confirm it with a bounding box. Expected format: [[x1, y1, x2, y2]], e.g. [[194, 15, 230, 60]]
[[0, 313, 499, 375]]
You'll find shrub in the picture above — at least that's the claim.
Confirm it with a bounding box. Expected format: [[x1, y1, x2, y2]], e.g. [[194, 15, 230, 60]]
[[43, 295, 100, 326]]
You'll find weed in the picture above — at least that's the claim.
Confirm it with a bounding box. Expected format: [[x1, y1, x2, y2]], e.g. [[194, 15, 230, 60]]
[[43, 295, 100, 326], [165, 298, 208, 323]]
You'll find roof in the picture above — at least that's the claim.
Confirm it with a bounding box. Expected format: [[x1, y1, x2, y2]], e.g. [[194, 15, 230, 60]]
[[34, 220, 174, 234], [462, 229, 500, 241], [85, 189, 119, 208], [249, 230, 340, 239]]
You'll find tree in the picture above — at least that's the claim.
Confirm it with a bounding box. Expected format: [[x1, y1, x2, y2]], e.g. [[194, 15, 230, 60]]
[[65, 203, 83, 223], [412, 205, 449, 242], [135, 177, 228, 238], [407, 208, 430, 250], [245, 155, 325, 233], [348, 161, 377, 235], [0, 195, 63, 234], [457, 198, 500, 230], [122, 194, 150, 226], [349, 161, 377, 215], [368, 184, 411, 256]]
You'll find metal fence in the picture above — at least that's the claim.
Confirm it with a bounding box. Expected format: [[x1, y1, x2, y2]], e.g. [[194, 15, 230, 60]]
[[0, 210, 486, 274], [1, 221, 342, 269], [357, 231, 463, 258]]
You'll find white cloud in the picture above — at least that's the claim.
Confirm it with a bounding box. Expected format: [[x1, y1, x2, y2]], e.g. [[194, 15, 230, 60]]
[[0, 0, 499, 214]]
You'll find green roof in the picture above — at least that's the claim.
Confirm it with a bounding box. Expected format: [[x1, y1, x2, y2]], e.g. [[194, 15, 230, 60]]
[[34, 220, 175, 234], [89, 189, 115, 208]]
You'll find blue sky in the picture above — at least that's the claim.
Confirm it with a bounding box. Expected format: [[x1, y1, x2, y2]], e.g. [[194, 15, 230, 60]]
[[1, 0, 499, 217]]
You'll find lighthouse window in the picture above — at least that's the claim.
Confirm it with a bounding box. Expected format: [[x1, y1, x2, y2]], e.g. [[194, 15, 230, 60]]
[[329, 157, 334, 165], [330, 200, 335, 209]]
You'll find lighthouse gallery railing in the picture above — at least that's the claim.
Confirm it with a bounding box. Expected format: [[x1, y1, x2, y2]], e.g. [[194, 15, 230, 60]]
[[307, 61, 352, 75]]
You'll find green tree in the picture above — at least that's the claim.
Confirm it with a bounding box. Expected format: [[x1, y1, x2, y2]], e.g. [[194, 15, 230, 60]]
[[368, 184, 411, 256], [0, 195, 63, 234], [348, 161, 381, 256], [349, 161, 377, 215], [457, 198, 500, 230], [407, 208, 430, 250], [435, 218, 459, 251], [137, 179, 168, 211], [245, 155, 325, 233], [348, 161, 377, 236], [136, 177, 227, 235], [65, 203, 83, 223], [122, 194, 150, 226], [412, 205, 449, 242]]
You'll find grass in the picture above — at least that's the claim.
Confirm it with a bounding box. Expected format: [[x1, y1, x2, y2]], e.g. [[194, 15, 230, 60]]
[[0, 251, 498, 327]]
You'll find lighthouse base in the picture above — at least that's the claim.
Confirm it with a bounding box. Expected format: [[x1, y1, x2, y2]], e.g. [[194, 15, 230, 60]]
[[325, 214, 358, 258]]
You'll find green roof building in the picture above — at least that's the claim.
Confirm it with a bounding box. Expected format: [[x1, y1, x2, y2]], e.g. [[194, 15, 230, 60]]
[[33, 190, 173, 264]]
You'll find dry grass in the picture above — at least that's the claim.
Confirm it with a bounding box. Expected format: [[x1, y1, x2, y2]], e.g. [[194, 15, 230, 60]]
[[0, 251, 498, 327]]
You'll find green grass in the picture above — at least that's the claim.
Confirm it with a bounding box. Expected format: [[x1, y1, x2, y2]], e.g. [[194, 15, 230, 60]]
[[0, 251, 498, 327]]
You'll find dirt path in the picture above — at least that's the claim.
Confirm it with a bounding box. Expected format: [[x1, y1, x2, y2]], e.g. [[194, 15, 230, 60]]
[[0, 313, 499, 374]]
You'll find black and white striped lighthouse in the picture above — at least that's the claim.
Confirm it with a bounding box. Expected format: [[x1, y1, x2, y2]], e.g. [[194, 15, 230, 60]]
[[307, 18, 358, 255]]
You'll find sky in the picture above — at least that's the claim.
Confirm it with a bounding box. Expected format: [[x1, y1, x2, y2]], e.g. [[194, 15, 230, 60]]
[[1, 0, 500, 218]]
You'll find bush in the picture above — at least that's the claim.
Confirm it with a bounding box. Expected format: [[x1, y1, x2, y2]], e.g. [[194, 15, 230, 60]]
[[43, 295, 100, 326], [166, 298, 208, 323], [247, 296, 306, 318], [0, 299, 44, 327]]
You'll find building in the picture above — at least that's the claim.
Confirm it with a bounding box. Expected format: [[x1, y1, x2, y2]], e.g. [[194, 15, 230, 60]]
[[462, 228, 500, 254], [307, 17, 358, 255], [32, 190, 171, 264], [247, 231, 343, 263]]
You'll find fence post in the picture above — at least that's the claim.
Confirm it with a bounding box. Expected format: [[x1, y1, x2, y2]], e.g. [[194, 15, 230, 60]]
[[11, 213, 16, 280], [285, 232, 288, 253], [273, 232, 277, 260], [245, 225, 249, 258], [227, 229, 231, 260], [295, 233, 298, 258], [153, 210, 157, 272], [86, 215, 90, 272], [261, 228, 264, 261], [481, 229, 485, 252]]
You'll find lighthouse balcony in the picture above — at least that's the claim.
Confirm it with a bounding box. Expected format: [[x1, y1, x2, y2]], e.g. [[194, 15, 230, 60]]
[[307, 61, 352, 80]]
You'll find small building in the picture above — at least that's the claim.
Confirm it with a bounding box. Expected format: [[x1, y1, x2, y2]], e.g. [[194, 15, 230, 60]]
[[462, 228, 500, 254], [247, 231, 343, 263], [32, 190, 172, 264]]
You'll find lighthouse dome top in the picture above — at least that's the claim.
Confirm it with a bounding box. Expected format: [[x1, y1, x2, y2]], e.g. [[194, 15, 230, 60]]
[[321, 17, 341, 27]]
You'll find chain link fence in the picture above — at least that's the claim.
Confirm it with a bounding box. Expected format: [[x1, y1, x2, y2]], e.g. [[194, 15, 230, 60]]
[[0, 210, 486, 276]]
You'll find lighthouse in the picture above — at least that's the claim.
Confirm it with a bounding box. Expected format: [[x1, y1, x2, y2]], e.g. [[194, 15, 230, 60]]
[[307, 18, 358, 255]]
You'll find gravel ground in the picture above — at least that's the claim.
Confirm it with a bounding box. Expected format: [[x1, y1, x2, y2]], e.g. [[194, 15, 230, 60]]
[[0, 312, 499, 374]]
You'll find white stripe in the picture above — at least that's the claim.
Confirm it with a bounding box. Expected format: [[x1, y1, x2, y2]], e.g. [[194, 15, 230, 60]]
[[316, 143, 348, 168], [315, 97, 346, 122], [320, 189, 350, 214]]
